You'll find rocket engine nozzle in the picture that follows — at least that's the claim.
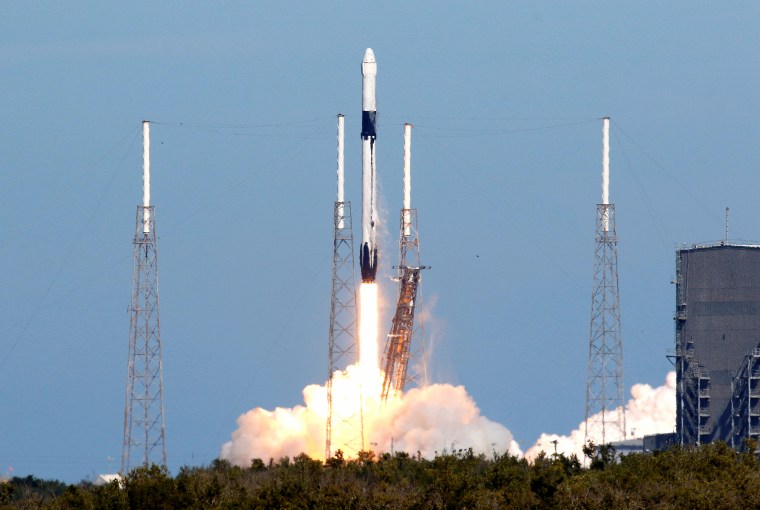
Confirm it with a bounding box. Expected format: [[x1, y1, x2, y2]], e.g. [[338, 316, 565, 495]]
[[360, 242, 378, 283]]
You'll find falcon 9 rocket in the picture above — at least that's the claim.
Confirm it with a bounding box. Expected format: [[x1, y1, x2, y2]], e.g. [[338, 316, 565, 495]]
[[360, 48, 378, 283]]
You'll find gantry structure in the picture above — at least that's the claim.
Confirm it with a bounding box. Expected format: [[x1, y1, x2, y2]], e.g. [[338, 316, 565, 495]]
[[381, 209, 428, 401], [585, 117, 626, 444], [381, 124, 428, 402], [122, 121, 167, 473]]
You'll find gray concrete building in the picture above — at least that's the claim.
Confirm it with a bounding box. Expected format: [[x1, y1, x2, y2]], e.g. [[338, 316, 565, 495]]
[[675, 243, 760, 448]]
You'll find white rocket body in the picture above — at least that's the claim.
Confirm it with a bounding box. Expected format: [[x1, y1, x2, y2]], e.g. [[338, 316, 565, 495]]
[[360, 48, 378, 282]]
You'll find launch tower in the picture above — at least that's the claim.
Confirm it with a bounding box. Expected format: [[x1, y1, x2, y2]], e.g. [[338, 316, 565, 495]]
[[381, 124, 428, 401], [326, 114, 364, 458], [122, 121, 167, 473], [585, 117, 626, 444]]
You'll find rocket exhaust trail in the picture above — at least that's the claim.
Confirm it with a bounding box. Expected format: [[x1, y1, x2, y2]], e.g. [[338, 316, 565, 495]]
[[360, 48, 378, 283], [359, 282, 380, 391]]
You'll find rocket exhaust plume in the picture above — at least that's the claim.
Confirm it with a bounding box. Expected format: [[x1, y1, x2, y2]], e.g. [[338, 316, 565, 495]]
[[224, 273, 520, 463], [221, 375, 522, 464], [360, 48, 379, 283], [359, 283, 381, 392]]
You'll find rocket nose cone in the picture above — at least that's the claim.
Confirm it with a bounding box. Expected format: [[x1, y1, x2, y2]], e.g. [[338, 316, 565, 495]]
[[362, 48, 377, 77]]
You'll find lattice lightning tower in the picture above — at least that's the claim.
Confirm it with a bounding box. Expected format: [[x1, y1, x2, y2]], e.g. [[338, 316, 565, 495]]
[[585, 117, 626, 444], [326, 114, 364, 458], [122, 121, 167, 473], [381, 124, 429, 401]]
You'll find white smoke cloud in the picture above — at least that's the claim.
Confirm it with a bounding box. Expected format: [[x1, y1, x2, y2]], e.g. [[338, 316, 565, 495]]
[[369, 383, 522, 457], [221, 364, 521, 465], [221, 362, 674, 466], [524, 371, 676, 460]]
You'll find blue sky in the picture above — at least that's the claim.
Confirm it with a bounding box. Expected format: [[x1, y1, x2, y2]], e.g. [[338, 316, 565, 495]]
[[2, 3, 759, 481]]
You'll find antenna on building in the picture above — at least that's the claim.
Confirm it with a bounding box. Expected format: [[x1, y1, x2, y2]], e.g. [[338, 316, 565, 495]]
[[725, 207, 729, 244]]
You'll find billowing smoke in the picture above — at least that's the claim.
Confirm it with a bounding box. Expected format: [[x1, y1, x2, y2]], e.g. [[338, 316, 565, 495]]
[[221, 363, 521, 465], [524, 371, 676, 460], [370, 383, 522, 457]]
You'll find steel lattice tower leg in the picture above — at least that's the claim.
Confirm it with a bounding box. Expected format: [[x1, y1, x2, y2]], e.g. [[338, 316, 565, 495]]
[[326, 200, 364, 459], [585, 203, 626, 444], [122, 205, 167, 473]]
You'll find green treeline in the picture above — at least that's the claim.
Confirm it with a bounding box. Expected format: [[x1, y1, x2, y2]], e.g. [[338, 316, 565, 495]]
[[3, 441, 760, 509]]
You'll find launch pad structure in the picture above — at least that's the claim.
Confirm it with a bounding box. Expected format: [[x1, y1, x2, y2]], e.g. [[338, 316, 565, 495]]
[[381, 123, 429, 401], [585, 117, 626, 444], [326, 114, 364, 459], [122, 121, 167, 473], [381, 208, 428, 401]]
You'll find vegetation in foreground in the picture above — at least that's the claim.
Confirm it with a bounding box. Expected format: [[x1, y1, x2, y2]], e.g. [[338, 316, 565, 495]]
[[2, 441, 760, 509]]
